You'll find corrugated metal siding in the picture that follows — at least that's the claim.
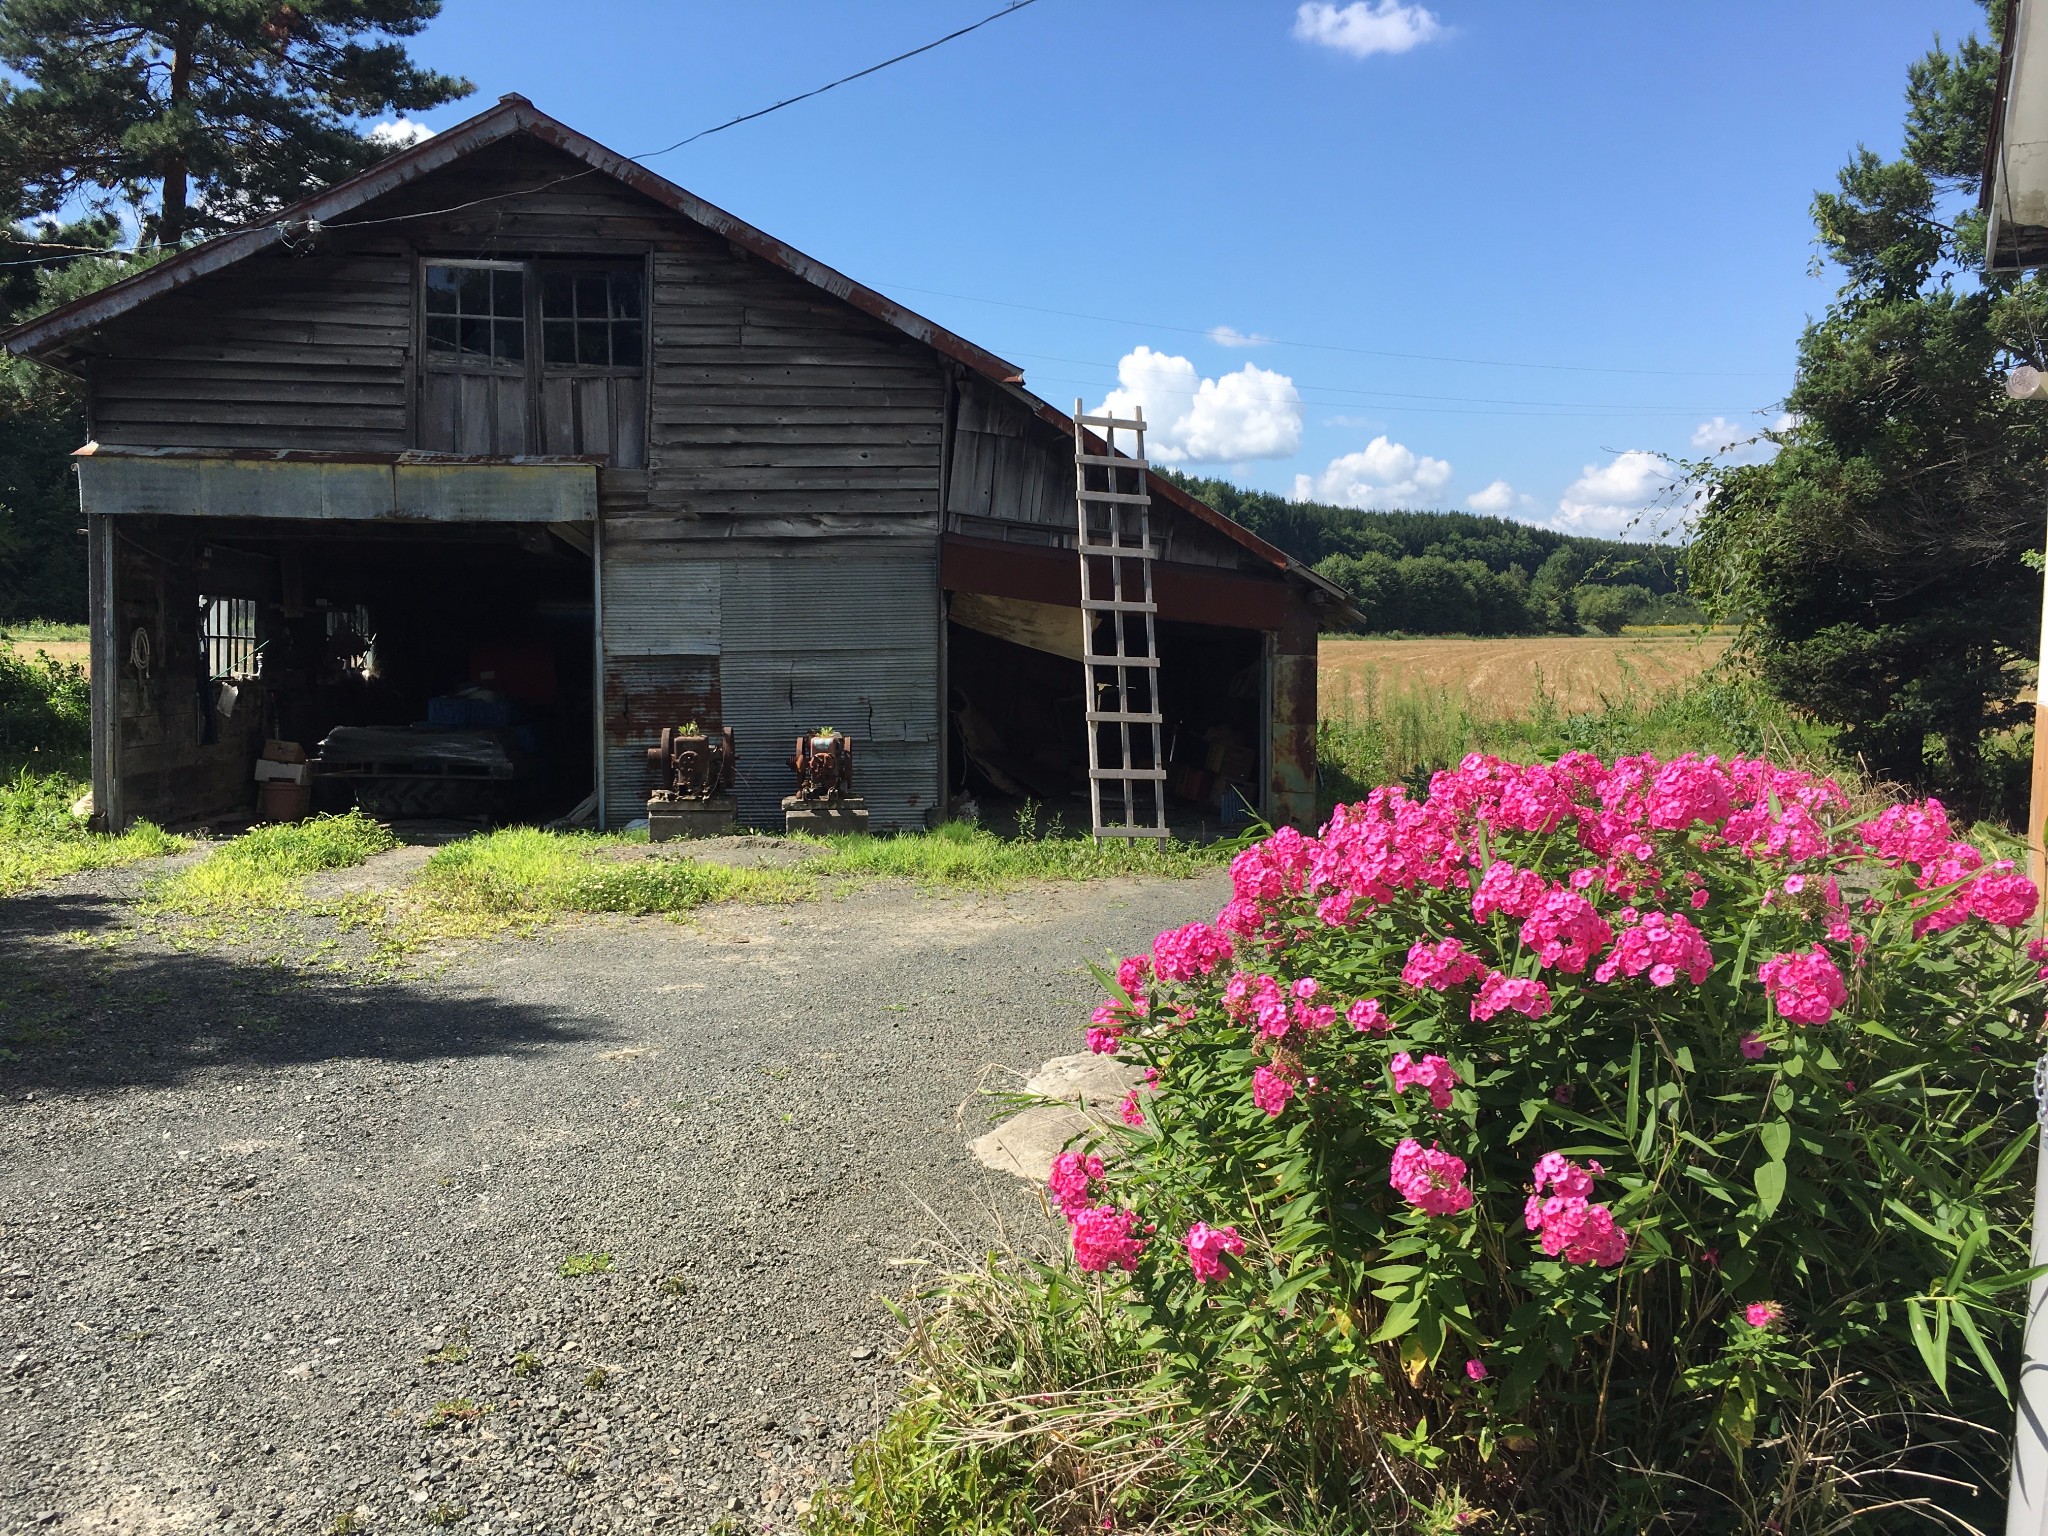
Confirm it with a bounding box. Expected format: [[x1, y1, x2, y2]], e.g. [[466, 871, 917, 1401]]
[[718, 554, 938, 830], [602, 559, 720, 655], [601, 653, 721, 825]]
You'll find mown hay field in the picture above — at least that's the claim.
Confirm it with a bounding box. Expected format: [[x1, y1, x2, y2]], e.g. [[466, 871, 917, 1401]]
[[3, 639, 89, 671], [1320, 632, 1732, 717]]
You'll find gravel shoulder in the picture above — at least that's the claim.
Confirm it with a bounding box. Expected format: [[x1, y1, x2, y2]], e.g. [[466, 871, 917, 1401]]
[[0, 864, 1229, 1535]]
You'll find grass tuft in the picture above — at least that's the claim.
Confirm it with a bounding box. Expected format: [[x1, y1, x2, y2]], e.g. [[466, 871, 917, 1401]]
[[0, 769, 185, 896], [146, 809, 396, 919], [794, 820, 1223, 889]]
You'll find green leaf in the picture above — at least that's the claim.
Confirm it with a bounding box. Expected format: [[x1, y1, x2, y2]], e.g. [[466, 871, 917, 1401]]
[[1753, 1159, 1786, 1218], [1907, 1296, 1949, 1399], [1950, 1298, 2009, 1402], [1759, 1120, 1791, 1163]]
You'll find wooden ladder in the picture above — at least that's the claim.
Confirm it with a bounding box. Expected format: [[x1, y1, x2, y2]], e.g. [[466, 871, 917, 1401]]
[[1072, 401, 1169, 842]]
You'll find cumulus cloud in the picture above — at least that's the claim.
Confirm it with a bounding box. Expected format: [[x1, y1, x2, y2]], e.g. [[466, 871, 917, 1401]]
[[1293, 1, 1442, 58], [1466, 479, 1522, 514], [1691, 413, 1793, 465], [1095, 346, 1302, 464], [1209, 325, 1270, 349], [1293, 436, 1453, 508], [1553, 450, 1692, 538], [368, 117, 435, 149]]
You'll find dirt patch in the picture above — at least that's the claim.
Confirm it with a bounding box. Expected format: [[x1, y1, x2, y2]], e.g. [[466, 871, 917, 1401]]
[[606, 833, 826, 871], [1320, 633, 1731, 716]]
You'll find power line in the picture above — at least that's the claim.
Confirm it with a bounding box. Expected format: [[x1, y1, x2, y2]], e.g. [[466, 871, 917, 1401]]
[[633, 0, 1042, 159], [874, 279, 1781, 381]]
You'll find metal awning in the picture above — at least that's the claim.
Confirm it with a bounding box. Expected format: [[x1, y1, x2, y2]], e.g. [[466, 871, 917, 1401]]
[[73, 445, 599, 523], [1986, 0, 2048, 270]]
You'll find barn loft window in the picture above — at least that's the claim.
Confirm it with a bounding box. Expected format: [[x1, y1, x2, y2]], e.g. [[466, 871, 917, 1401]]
[[199, 595, 258, 680], [416, 258, 645, 467]]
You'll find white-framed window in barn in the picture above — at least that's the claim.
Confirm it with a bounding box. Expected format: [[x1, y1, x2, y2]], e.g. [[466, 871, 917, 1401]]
[[199, 595, 258, 680], [414, 257, 645, 468]]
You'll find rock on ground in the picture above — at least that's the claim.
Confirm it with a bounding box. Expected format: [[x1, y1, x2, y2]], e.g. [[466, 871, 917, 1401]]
[[0, 866, 1227, 1535]]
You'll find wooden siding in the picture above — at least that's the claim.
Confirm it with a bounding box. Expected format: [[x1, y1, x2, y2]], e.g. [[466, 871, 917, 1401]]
[[943, 375, 1264, 575], [77, 134, 944, 547]]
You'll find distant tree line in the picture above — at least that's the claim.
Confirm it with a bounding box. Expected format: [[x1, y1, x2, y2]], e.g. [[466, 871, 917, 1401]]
[[1165, 473, 1700, 636]]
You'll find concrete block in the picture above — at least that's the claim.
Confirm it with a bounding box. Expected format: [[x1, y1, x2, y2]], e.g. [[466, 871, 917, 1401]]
[[647, 796, 737, 841], [782, 795, 869, 833]]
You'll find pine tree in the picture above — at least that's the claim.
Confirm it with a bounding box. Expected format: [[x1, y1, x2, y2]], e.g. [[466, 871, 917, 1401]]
[[0, 1, 472, 245], [1692, 3, 2048, 817]]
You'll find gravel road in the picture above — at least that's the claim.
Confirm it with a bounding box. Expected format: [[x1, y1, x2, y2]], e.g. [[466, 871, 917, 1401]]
[[0, 865, 1229, 1535]]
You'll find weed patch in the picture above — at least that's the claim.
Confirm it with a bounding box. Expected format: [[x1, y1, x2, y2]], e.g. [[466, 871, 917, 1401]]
[[559, 1252, 612, 1278], [0, 769, 185, 896], [794, 819, 1222, 888]]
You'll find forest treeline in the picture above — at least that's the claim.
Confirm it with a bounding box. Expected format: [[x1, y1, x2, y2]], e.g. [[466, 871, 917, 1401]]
[[1165, 473, 1700, 636]]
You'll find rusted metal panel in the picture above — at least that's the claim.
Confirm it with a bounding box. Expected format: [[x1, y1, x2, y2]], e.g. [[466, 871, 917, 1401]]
[[75, 449, 597, 523], [602, 653, 720, 825]]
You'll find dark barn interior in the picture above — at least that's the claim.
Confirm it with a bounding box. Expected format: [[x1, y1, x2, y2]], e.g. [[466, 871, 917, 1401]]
[[944, 612, 1265, 829], [117, 516, 593, 827]]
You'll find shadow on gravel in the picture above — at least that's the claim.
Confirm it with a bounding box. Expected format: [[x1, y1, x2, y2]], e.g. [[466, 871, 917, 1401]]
[[0, 904, 593, 1095]]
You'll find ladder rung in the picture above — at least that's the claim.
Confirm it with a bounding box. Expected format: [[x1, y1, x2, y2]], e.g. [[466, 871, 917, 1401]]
[[1074, 452, 1149, 470], [1091, 767, 1169, 781], [1082, 653, 1160, 668], [1095, 825, 1171, 839], [1078, 541, 1158, 558], [1086, 710, 1163, 724], [1079, 489, 1152, 505], [1074, 412, 1146, 431], [1079, 598, 1155, 613]]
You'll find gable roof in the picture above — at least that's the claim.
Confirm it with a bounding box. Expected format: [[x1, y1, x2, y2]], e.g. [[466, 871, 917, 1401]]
[[3, 94, 1356, 616]]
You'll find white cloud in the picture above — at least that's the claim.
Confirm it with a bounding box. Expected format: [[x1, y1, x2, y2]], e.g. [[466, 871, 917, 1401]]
[[1208, 325, 1270, 349], [368, 117, 435, 149], [1553, 450, 1692, 538], [1293, 436, 1453, 508], [1095, 346, 1302, 464], [1466, 479, 1521, 514], [1292, 1, 1442, 58], [1691, 413, 1792, 465]]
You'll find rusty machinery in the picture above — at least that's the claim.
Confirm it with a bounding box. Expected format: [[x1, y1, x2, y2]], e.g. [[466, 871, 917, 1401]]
[[789, 729, 855, 800], [646, 723, 737, 801]]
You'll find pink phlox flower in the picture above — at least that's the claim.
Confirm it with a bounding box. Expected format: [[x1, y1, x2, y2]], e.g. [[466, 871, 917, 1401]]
[[1070, 1204, 1146, 1273], [1859, 799, 1954, 867], [1744, 1300, 1783, 1329], [1047, 1151, 1106, 1221], [1085, 1004, 1124, 1055], [1347, 997, 1392, 1033], [1184, 1222, 1245, 1283], [1389, 1137, 1475, 1215], [1151, 921, 1233, 982], [1228, 826, 1313, 904], [1401, 937, 1487, 992], [1517, 888, 1614, 974], [1472, 969, 1552, 1021], [1570, 866, 1600, 890], [1118, 1090, 1144, 1127], [1782, 874, 1806, 896], [1290, 977, 1320, 1001], [1465, 1358, 1489, 1381], [1216, 896, 1266, 936], [1690, 887, 1710, 910], [1390, 1051, 1461, 1110], [1525, 1155, 1627, 1267], [1471, 860, 1552, 922], [1643, 755, 1735, 831], [1757, 944, 1847, 1025], [1739, 1031, 1767, 1060], [1596, 910, 1712, 986], [1964, 868, 2040, 930], [1316, 891, 1358, 928], [1115, 955, 1152, 1000], [1251, 1063, 1297, 1117]]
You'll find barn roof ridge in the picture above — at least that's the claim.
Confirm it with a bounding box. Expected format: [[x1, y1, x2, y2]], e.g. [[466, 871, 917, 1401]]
[[1, 95, 1355, 612]]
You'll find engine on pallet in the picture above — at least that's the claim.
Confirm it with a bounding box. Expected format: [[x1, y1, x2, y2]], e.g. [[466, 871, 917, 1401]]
[[783, 728, 867, 832], [644, 723, 738, 839]]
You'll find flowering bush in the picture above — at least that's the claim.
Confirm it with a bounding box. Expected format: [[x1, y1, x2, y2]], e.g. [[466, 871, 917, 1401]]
[[1056, 752, 2043, 1521]]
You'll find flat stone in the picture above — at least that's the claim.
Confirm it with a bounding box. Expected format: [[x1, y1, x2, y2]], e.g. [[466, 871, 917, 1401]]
[[1023, 1052, 1142, 1106], [969, 1104, 1094, 1183], [648, 798, 737, 841], [782, 797, 869, 834]]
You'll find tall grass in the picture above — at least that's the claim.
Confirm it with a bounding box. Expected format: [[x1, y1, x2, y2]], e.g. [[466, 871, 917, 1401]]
[[0, 769, 184, 896], [1318, 665, 1835, 808]]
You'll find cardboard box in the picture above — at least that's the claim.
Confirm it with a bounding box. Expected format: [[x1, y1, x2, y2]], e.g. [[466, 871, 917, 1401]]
[[261, 739, 307, 765], [254, 759, 309, 785]]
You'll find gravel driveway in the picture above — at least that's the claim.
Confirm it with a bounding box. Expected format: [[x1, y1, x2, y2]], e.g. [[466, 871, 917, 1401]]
[[0, 865, 1228, 1536]]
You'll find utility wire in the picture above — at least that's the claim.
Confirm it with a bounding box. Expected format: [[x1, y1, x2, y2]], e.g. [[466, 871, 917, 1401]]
[[634, 0, 1041, 159]]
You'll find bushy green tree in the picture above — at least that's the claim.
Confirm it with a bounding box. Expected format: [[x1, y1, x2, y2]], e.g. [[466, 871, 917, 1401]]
[[1574, 582, 1650, 636], [1693, 4, 2048, 816], [0, 0, 471, 245]]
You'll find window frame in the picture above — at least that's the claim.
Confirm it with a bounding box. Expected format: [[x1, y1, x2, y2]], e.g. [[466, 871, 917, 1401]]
[[419, 257, 531, 375]]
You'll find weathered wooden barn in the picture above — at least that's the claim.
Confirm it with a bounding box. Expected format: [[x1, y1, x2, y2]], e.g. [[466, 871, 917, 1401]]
[[3, 96, 1350, 834]]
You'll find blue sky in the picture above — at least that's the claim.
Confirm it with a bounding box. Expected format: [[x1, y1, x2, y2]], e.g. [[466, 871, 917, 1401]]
[[380, 0, 1987, 539]]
